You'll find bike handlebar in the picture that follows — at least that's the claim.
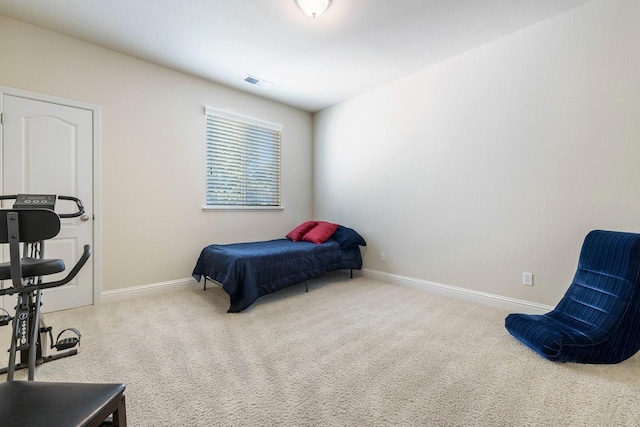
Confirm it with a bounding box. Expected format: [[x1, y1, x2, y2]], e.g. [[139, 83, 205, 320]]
[[0, 194, 85, 218], [56, 195, 85, 218]]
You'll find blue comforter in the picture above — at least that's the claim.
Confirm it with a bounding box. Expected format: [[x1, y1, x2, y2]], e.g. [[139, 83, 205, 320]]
[[192, 238, 362, 312]]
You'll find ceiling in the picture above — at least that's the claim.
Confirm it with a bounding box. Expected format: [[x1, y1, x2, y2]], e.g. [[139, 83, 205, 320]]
[[0, 0, 593, 112]]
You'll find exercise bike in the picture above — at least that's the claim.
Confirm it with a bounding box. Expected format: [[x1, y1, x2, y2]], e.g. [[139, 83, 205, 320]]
[[0, 194, 92, 381]]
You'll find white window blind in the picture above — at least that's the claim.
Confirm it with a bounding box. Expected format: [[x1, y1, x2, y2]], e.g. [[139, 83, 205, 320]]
[[205, 108, 282, 208]]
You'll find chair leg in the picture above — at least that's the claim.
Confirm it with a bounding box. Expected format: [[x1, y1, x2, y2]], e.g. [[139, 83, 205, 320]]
[[113, 394, 127, 426]]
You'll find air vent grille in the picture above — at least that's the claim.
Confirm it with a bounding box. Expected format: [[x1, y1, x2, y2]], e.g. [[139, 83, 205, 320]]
[[243, 75, 273, 88]]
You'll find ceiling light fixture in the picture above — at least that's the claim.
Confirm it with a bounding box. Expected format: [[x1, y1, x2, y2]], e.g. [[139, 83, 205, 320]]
[[295, 0, 332, 19]]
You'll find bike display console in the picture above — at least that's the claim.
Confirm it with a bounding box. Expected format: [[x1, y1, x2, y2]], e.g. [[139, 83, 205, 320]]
[[13, 194, 57, 210]]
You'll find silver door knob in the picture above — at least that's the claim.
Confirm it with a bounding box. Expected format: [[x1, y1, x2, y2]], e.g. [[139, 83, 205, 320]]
[[80, 214, 90, 221]]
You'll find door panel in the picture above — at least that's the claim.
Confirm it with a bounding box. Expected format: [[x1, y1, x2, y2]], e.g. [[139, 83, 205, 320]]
[[1, 94, 93, 312]]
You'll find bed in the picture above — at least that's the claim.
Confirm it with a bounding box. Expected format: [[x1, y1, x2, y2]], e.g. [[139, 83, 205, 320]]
[[192, 222, 366, 312]]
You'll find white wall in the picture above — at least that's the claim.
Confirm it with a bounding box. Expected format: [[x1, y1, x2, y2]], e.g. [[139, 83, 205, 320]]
[[313, 0, 640, 306], [0, 15, 313, 292]]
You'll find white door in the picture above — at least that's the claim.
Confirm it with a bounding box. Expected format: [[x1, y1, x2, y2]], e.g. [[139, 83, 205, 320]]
[[1, 94, 94, 312]]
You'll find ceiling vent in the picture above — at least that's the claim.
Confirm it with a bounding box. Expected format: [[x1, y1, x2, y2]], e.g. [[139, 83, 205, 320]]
[[243, 75, 273, 89]]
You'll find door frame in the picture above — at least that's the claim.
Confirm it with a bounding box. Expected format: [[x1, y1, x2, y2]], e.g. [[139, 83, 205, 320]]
[[0, 86, 102, 306]]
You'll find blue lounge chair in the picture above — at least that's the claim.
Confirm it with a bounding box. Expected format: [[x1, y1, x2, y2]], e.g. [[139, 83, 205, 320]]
[[505, 230, 640, 363]]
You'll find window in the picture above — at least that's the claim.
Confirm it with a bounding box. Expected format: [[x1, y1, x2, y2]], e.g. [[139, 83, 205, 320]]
[[205, 108, 282, 209]]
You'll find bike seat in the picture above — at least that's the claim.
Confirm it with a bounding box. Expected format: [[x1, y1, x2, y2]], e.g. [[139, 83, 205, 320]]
[[0, 258, 65, 281]]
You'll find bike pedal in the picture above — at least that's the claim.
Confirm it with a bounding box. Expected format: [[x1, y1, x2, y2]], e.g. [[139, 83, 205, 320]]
[[55, 337, 79, 350], [0, 308, 12, 326], [54, 327, 81, 351], [0, 315, 12, 326]]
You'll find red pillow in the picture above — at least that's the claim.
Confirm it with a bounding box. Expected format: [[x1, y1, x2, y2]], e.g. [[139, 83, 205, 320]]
[[286, 221, 317, 242], [302, 221, 339, 244]]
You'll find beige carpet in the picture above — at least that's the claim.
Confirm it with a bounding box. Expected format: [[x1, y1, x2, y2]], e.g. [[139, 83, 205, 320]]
[[2, 272, 639, 426]]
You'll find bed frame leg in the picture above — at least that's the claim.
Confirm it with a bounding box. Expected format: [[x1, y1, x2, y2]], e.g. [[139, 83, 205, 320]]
[[204, 277, 207, 291], [350, 269, 353, 279], [306, 280, 309, 292]]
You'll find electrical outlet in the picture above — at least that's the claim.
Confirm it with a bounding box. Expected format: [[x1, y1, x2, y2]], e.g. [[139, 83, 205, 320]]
[[380, 252, 386, 262], [522, 272, 533, 286]]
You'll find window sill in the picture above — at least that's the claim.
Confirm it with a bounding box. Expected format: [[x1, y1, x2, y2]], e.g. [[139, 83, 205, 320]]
[[202, 206, 284, 212]]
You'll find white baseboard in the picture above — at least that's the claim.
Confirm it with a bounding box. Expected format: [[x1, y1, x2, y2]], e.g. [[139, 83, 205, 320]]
[[363, 269, 553, 314], [101, 277, 198, 304], [99, 272, 553, 315]]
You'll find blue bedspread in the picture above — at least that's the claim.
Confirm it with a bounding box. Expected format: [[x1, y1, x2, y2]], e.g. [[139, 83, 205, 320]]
[[192, 238, 362, 312]]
